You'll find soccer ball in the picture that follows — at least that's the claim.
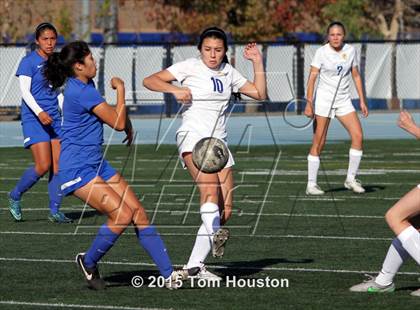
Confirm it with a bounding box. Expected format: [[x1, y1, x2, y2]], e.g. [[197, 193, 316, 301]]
[[192, 137, 229, 173]]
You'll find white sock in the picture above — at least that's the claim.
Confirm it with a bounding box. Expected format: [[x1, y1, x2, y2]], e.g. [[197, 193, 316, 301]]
[[398, 225, 420, 264], [200, 202, 220, 241], [307, 155, 320, 186], [186, 223, 211, 269], [375, 238, 409, 286], [346, 148, 363, 182]]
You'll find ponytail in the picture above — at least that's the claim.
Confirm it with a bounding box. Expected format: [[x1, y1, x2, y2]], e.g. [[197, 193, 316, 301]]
[[44, 52, 70, 89], [43, 41, 91, 90]]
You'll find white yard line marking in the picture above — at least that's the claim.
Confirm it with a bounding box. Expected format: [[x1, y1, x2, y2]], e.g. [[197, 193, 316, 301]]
[[0, 257, 418, 276], [0, 300, 171, 310], [0, 207, 392, 219], [0, 231, 393, 241]]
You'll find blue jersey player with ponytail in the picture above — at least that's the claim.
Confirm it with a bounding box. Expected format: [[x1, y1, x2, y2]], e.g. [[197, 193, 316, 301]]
[[43, 41, 182, 290]]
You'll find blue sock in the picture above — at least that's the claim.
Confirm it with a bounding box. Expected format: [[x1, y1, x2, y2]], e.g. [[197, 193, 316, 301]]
[[48, 173, 63, 215], [84, 224, 120, 268], [136, 226, 173, 278], [10, 166, 41, 201]]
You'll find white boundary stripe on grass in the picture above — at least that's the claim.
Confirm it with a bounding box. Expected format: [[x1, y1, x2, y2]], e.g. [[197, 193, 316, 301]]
[[0, 257, 418, 276], [0, 300, 171, 310], [0, 178, 415, 186], [0, 190, 407, 201], [0, 230, 393, 241], [0, 208, 386, 219]]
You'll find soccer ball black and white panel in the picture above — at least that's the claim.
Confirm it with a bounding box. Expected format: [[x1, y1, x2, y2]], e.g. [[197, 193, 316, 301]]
[[192, 137, 229, 173]]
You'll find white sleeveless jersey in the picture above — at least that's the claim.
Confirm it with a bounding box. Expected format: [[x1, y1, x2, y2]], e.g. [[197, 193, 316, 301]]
[[311, 43, 358, 103], [167, 57, 247, 138]]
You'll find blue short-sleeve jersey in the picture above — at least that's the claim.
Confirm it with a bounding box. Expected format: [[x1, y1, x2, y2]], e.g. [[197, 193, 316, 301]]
[[16, 50, 60, 121], [59, 77, 106, 169]]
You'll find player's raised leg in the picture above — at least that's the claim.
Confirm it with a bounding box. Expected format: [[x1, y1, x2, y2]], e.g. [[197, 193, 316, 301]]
[[214, 167, 233, 257]]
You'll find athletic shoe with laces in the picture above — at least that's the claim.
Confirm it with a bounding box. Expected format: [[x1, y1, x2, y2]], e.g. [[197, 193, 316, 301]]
[[164, 270, 184, 290], [76, 253, 106, 290], [344, 179, 365, 194], [8, 196, 22, 221], [349, 274, 395, 293], [48, 211, 73, 223], [305, 184, 325, 195], [180, 265, 222, 281], [212, 228, 230, 258]]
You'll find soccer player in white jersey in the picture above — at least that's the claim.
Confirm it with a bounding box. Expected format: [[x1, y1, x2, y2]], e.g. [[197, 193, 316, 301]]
[[350, 111, 420, 297], [143, 27, 266, 279], [304, 21, 369, 195]]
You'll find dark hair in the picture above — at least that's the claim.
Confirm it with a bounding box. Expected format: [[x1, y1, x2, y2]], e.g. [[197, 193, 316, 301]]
[[198, 27, 229, 63], [326, 21, 346, 35], [44, 41, 91, 89], [35, 22, 57, 39]]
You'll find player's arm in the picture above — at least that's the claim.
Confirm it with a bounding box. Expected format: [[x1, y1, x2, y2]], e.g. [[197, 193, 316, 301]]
[[19, 75, 53, 125], [92, 77, 126, 131], [304, 66, 319, 118], [398, 110, 420, 139], [143, 70, 192, 104], [239, 43, 266, 100], [351, 66, 368, 117]]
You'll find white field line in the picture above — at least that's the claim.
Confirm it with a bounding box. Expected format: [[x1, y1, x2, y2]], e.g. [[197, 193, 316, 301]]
[[0, 177, 416, 187], [0, 231, 394, 241], [0, 208, 386, 219], [0, 257, 418, 276], [0, 300, 171, 310], [0, 190, 411, 201]]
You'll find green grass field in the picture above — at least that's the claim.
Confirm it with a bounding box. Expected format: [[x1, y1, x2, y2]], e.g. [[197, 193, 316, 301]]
[[0, 140, 419, 310]]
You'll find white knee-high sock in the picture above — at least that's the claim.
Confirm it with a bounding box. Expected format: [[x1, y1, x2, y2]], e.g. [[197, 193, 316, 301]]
[[346, 148, 363, 182], [307, 155, 320, 186], [397, 225, 420, 265], [186, 224, 211, 269], [375, 238, 410, 286], [200, 202, 220, 242]]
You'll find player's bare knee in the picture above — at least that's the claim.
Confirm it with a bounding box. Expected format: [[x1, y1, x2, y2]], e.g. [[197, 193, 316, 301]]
[[110, 205, 133, 227], [131, 207, 149, 226], [385, 208, 400, 230], [200, 188, 218, 203], [35, 162, 51, 176]]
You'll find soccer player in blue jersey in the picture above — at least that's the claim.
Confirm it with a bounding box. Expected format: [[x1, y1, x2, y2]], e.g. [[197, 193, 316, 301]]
[[43, 41, 182, 290], [8, 23, 71, 223]]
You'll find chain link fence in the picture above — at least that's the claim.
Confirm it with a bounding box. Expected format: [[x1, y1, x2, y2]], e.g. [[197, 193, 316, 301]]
[[1, 41, 419, 116]]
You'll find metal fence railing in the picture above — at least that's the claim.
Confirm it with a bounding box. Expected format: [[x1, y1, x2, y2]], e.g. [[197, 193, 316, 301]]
[[1, 41, 419, 116]]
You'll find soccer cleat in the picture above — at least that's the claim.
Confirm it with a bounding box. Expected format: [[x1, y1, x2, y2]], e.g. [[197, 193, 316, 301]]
[[305, 184, 325, 195], [48, 211, 73, 223], [344, 179, 365, 194], [76, 253, 106, 290], [411, 288, 420, 297], [212, 227, 230, 258], [349, 275, 395, 293], [8, 196, 22, 221], [164, 270, 184, 290], [180, 265, 222, 281]]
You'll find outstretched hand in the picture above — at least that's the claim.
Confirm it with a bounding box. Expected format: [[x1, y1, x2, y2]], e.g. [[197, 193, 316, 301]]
[[243, 43, 262, 63]]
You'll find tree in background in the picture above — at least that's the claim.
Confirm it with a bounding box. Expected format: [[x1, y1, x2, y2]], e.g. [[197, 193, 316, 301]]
[[145, 0, 419, 40]]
